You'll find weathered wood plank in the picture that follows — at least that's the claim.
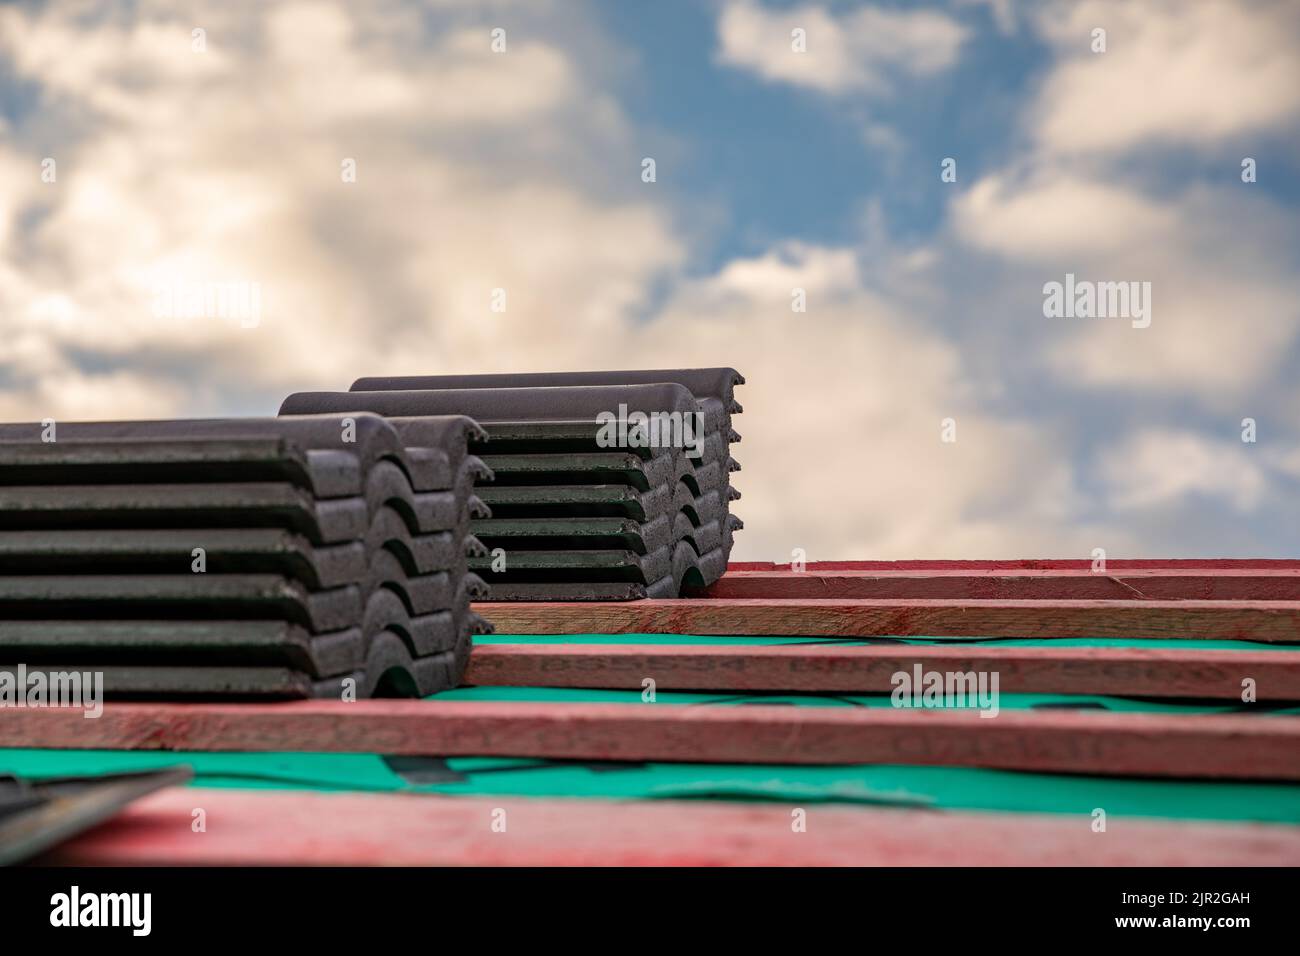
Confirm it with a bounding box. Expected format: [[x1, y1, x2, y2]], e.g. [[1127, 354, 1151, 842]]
[[40, 787, 1300, 867], [727, 560, 1300, 571], [466, 642, 1300, 699], [475, 598, 1300, 642], [705, 569, 1300, 601], [4, 701, 1298, 779]]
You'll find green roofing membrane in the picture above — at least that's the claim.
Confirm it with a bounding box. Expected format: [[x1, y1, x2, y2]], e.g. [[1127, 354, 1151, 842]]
[[5, 631, 1298, 829], [3, 748, 1299, 824], [433, 684, 1300, 714]]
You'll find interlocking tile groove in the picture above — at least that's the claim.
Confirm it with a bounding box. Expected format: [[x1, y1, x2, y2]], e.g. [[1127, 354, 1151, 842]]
[[0, 413, 491, 697], [281, 371, 744, 600]]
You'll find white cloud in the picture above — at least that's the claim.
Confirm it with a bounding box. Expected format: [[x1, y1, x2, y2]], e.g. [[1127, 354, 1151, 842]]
[[716, 1, 969, 93], [953, 172, 1178, 262], [0, 0, 684, 418], [943, 0, 1300, 404], [1099, 429, 1268, 512], [0, 2, 575, 128], [4, 0, 1299, 562], [625, 243, 1113, 559], [951, 169, 1300, 399], [1031, 0, 1300, 156], [0, 369, 188, 423]]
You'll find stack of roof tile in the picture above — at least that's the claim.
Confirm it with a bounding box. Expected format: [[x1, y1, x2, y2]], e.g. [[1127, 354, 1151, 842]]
[[0, 414, 491, 697], [279, 368, 743, 599]]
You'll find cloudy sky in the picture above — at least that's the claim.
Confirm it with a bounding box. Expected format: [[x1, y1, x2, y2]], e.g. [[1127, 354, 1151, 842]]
[[2, 0, 1298, 561]]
